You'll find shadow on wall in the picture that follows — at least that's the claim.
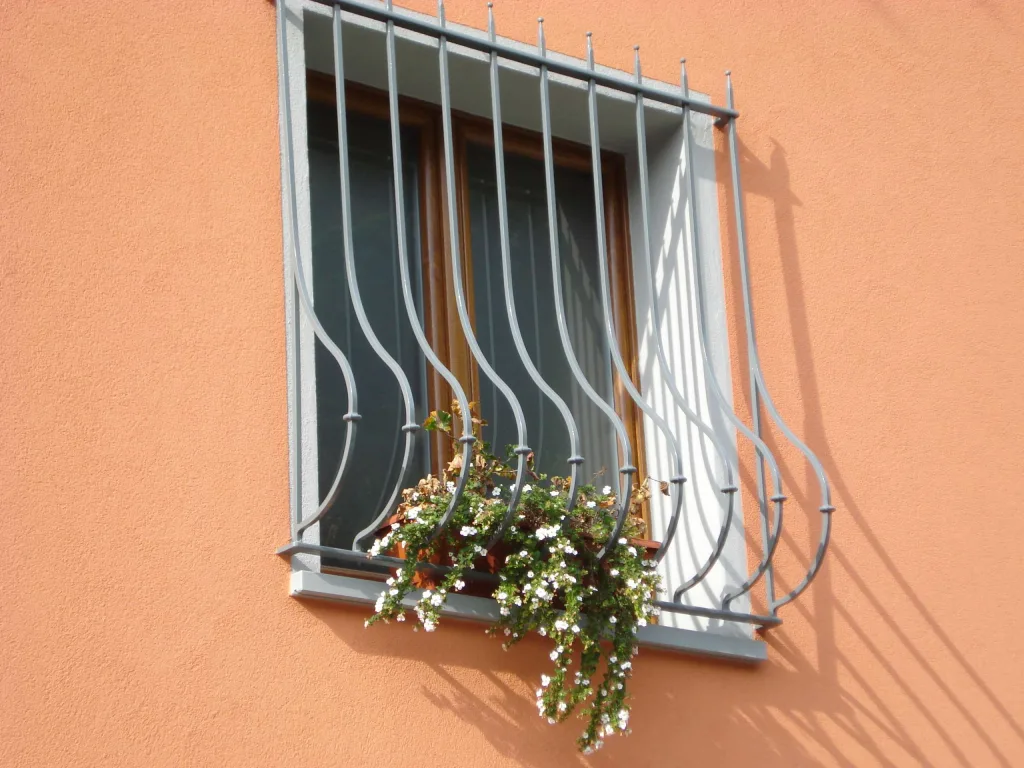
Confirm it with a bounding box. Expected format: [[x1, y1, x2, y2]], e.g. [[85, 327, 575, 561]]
[[293, 136, 1024, 768]]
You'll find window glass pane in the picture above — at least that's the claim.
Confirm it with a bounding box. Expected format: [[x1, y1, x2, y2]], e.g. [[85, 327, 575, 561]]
[[466, 142, 619, 490], [308, 100, 429, 550]]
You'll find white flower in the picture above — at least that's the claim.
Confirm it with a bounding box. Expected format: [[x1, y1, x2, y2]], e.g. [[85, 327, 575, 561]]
[[527, 570, 534, 578], [610, 568, 619, 577], [475, 546, 487, 555], [460, 525, 478, 537], [621, 661, 632, 670], [386, 577, 395, 586], [411, 492, 420, 501], [618, 537, 627, 545], [628, 546, 637, 556], [445, 481, 456, 492], [554, 619, 569, 631], [549, 650, 559, 661], [389, 588, 398, 596], [505, 628, 512, 636], [535, 586, 548, 600], [547, 718, 557, 725], [550, 490, 559, 497], [492, 486, 501, 497], [453, 579, 466, 591], [374, 595, 385, 612], [406, 507, 419, 520], [423, 620, 436, 632], [609, 616, 617, 624], [540, 674, 551, 687], [571, 624, 580, 633], [430, 594, 443, 606], [537, 626, 545, 636], [558, 701, 567, 712], [585, 500, 596, 509], [500, 607, 510, 616], [523, 484, 533, 493], [602, 485, 612, 494], [423, 590, 432, 598], [519, 550, 528, 557], [396, 613, 406, 622], [637, 619, 648, 628], [626, 578, 637, 589]]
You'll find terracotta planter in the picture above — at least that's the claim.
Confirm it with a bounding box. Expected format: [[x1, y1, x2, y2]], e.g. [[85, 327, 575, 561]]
[[375, 514, 660, 600]]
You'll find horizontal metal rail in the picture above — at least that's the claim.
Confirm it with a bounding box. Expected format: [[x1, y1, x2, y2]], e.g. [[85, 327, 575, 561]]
[[278, 0, 834, 640], [305, 0, 738, 122], [276, 542, 780, 629]]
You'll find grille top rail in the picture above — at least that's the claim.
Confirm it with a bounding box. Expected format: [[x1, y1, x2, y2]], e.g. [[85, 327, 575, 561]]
[[276, 0, 833, 630]]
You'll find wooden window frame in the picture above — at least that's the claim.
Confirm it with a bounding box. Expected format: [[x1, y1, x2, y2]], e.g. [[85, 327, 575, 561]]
[[306, 70, 648, 518]]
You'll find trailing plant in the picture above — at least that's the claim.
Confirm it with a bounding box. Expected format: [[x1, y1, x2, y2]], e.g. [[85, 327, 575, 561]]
[[365, 404, 662, 753]]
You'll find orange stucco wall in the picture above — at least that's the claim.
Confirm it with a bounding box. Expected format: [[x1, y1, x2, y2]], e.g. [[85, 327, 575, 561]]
[[4, 1, 1024, 765]]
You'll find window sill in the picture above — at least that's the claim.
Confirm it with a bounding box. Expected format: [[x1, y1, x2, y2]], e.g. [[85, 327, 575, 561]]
[[289, 570, 767, 664]]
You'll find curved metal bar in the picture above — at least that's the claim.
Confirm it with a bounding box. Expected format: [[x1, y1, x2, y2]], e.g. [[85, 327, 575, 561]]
[[675, 60, 787, 608], [584, 35, 685, 560], [722, 72, 834, 611], [437, 0, 530, 547], [484, 7, 583, 545], [353, 0, 476, 550], [278, 0, 360, 539], [327, 7, 419, 549], [536, 24, 636, 553], [631, 49, 737, 590]]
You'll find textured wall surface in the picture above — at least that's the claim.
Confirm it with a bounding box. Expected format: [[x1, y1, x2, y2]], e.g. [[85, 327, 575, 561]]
[[3, 1, 1024, 765]]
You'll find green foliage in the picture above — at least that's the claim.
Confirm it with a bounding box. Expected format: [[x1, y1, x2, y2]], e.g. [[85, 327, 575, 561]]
[[365, 406, 661, 753]]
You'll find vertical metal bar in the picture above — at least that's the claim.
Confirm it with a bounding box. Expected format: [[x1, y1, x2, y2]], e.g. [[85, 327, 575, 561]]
[[486, 6, 583, 530], [676, 61, 785, 609], [631, 47, 737, 590], [437, 0, 530, 547], [537, 22, 637, 556], [584, 35, 686, 561], [723, 72, 834, 611], [277, 0, 361, 539], [722, 71, 776, 609], [329, 7, 420, 547], [357, 0, 477, 550]]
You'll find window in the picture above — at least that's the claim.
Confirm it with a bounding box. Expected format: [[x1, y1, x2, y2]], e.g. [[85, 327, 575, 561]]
[[306, 76, 647, 557], [277, 0, 833, 661]]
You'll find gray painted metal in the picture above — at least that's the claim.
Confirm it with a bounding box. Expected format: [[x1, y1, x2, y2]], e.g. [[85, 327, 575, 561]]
[[536, 21, 637, 555], [485, 6, 584, 538], [277, 0, 835, 643], [437, 0, 530, 548], [305, 0, 739, 122], [584, 34, 686, 560], [360, 0, 478, 552], [721, 72, 834, 613], [291, 569, 768, 662], [630, 47, 737, 587], [676, 60, 787, 610], [329, 6, 420, 549], [277, 542, 778, 630], [278, 0, 361, 540]]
